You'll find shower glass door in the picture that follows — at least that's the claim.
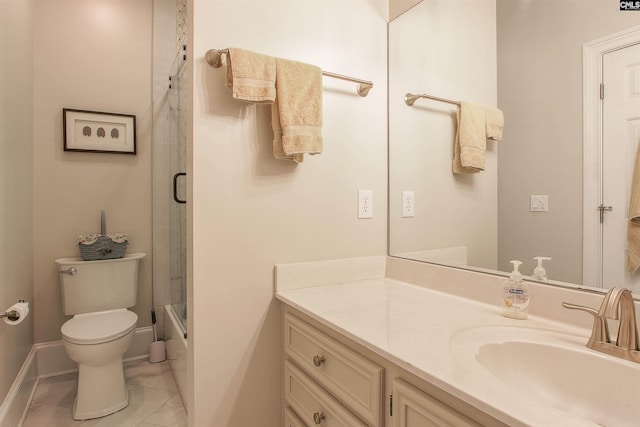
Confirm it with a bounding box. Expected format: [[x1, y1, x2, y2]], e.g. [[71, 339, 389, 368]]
[[152, 0, 187, 339], [168, 47, 187, 333]]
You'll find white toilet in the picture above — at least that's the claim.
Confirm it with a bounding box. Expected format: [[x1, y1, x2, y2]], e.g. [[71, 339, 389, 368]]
[[55, 252, 145, 420]]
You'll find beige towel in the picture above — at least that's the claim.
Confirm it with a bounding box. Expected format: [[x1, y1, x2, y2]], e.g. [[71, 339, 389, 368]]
[[225, 48, 276, 103], [628, 142, 640, 273], [272, 102, 303, 163], [272, 57, 323, 163], [485, 106, 504, 140], [453, 101, 486, 174]]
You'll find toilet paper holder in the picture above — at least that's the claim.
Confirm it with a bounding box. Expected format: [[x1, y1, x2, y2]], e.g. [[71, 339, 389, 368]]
[[1, 300, 26, 321]]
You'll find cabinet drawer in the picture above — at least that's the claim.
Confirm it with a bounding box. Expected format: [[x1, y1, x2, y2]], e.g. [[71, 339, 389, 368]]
[[284, 313, 383, 426], [285, 406, 308, 427], [392, 378, 481, 427], [285, 360, 368, 427]]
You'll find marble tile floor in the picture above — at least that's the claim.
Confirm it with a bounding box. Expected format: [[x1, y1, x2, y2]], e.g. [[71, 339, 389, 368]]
[[22, 359, 186, 427]]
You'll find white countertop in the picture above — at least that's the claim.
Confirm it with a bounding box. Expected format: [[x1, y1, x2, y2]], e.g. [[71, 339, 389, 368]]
[[276, 277, 609, 427]]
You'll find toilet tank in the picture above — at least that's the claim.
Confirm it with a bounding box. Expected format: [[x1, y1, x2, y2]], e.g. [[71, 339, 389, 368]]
[[55, 253, 146, 315]]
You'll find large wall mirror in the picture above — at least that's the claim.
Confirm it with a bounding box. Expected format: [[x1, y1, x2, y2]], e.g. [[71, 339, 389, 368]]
[[389, 0, 640, 293]]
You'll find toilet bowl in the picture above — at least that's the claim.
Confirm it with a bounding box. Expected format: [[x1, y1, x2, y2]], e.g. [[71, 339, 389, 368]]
[[55, 253, 145, 421], [61, 309, 137, 420]]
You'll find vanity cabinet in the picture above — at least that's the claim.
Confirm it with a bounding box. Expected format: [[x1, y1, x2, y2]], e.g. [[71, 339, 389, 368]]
[[284, 311, 383, 426], [391, 378, 480, 427], [285, 407, 307, 427], [282, 307, 507, 427], [285, 360, 369, 426]]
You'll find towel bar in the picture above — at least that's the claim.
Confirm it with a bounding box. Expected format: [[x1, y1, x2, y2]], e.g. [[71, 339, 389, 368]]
[[205, 48, 373, 97], [405, 92, 460, 107]]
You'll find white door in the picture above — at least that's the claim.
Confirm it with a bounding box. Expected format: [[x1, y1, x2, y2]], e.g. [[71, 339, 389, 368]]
[[602, 42, 640, 290]]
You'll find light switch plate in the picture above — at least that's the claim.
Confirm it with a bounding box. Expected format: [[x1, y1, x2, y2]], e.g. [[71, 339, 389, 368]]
[[530, 195, 549, 212]]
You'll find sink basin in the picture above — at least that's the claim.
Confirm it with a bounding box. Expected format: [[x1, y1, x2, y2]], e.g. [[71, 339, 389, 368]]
[[450, 326, 640, 426]]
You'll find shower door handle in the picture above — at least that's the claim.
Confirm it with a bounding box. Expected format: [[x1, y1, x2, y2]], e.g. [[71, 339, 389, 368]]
[[173, 173, 186, 204]]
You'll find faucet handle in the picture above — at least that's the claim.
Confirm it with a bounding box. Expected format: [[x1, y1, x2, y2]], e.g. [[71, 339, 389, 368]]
[[561, 302, 610, 343]]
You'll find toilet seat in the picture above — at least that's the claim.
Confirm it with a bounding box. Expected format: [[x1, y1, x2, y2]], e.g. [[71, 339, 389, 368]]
[[62, 309, 137, 345]]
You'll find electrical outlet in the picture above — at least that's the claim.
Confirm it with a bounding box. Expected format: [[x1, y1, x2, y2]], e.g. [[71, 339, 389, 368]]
[[402, 191, 415, 218], [530, 195, 549, 212], [358, 190, 373, 219]]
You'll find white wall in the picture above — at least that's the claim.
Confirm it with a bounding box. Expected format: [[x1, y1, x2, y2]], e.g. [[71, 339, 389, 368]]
[[497, 0, 640, 282], [189, 0, 388, 425], [32, 0, 153, 343], [0, 0, 36, 407], [388, 0, 498, 270]]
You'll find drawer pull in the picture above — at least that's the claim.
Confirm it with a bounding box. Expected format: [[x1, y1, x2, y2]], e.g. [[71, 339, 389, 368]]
[[312, 355, 325, 367], [313, 411, 325, 424]]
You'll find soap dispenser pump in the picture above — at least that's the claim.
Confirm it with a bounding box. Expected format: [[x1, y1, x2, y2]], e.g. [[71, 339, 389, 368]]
[[532, 257, 551, 281], [501, 260, 529, 320]]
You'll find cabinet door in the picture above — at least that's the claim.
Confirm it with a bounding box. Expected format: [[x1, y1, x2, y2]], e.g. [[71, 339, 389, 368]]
[[285, 360, 368, 427], [392, 379, 480, 427], [285, 407, 308, 427], [284, 312, 383, 426]]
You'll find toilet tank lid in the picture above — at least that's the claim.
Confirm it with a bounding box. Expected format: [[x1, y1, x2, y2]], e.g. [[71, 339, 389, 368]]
[[55, 252, 146, 265], [62, 309, 137, 344]]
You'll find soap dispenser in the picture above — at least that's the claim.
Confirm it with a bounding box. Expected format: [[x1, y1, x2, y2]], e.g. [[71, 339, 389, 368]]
[[532, 257, 551, 281], [501, 260, 529, 320]]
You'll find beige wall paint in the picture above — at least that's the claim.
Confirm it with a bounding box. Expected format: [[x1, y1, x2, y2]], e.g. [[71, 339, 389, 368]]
[[389, 0, 421, 21], [497, 0, 640, 282], [389, 0, 498, 270], [189, 0, 388, 425], [32, 0, 153, 343], [0, 0, 35, 406]]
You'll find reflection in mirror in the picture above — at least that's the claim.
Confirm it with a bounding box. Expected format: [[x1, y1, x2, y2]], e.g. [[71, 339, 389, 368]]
[[388, 0, 640, 293]]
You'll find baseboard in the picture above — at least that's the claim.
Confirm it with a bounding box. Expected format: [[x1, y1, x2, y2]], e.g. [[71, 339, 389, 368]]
[[0, 346, 38, 427], [0, 326, 154, 426]]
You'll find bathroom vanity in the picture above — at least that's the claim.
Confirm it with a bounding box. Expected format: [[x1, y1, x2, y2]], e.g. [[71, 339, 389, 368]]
[[281, 306, 504, 427], [276, 256, 638, 427]]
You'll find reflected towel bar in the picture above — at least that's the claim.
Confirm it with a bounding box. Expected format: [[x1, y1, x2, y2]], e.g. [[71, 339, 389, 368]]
[[405, 92, 460, 107], [205, 48, 374, 97]]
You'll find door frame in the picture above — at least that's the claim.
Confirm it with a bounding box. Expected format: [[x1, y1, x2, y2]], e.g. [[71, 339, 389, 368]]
[[583, 25, 640, 288]]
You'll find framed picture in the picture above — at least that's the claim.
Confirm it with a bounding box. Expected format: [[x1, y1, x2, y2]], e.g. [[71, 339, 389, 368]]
[[63, 108, 136, 154]]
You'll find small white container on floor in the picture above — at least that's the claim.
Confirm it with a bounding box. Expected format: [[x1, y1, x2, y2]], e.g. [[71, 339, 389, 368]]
[[149, 340, 166, 363]]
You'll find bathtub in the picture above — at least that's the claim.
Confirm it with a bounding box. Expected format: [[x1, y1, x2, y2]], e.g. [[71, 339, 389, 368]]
[[164, 305, 187, 406]]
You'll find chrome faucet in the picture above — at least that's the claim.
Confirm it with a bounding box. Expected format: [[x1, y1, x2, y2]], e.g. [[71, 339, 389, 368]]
[[562, 286, 640, 363]]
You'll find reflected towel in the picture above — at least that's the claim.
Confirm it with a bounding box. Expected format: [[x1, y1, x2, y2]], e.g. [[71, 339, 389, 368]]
[[453, 101, 486, 174], [272, 57, 323, 163], [485, 106, 504, 140], [225, 48, 276, 103], [628, 142, 640, 273]]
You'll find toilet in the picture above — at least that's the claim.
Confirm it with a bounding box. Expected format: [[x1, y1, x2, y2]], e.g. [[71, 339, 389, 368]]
[[55, 252, 145, 420]]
